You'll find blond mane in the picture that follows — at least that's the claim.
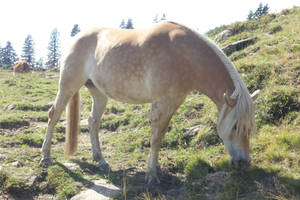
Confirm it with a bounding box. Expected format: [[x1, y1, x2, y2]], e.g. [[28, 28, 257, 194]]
[[200, 35, 256, 137]]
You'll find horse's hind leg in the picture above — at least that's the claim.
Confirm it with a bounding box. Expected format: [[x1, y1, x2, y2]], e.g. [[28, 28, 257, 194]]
[[40, 89, 74, 166], [146, 96, 186, 185], [40, 66, 87, 166], [87, 85, 108, 171]]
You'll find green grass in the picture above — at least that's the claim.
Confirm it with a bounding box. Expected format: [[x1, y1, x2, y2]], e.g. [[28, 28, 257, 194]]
[[0, 6, 300, 200]]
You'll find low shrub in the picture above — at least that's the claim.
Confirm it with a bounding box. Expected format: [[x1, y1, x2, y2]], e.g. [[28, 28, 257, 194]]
[[16, 130, 44, 147], [0, 117, 30, 129], [240, 64, 272, 92], [269, 25, 283, 34], [256, 86, 299, 126]]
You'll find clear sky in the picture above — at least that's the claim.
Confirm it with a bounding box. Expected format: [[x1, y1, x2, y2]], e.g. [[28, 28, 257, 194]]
[[0, 0, 299, 61]]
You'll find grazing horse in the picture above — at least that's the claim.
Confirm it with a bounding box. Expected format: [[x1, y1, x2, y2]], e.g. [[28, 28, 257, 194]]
[[13, 61, 30, 75], [40, 22, 260, 185]]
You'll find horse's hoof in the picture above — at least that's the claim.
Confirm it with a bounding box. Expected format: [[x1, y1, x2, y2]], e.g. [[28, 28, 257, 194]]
[[98, 159, 110, 172], [39, 158, 52, 168], [156, 165, 163, 175], [145, 175, 160, 189]]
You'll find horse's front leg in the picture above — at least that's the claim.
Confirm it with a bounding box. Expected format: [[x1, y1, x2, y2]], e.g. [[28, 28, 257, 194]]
[[146, 97, 185, 186]]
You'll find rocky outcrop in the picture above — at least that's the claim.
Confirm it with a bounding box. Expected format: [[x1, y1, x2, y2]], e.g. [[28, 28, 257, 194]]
[[215, 30, 233, 42], [221, 37, 257, 56]]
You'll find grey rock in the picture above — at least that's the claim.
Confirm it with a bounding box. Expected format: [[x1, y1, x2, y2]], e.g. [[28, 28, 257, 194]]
[[6, 104, 16, 111], [222, 37, 257, 56], [11, 161, 21, 167], [71, 179, 121, 200], [184, 125, 201, 137], [216, 30, 233, 42], [26, 175, 38, 186]]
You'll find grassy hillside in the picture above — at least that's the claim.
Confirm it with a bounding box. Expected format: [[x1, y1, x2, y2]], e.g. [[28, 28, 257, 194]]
[[0, 7, 299, 200]]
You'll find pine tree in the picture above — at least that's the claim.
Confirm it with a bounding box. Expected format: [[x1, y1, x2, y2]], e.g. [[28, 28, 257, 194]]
[[71, 24, 81, 37], [120, 19, 126, 29], [160, 13, 167, 21], [153, 14, 159, 23], [125, 18, 134, 29], [36, 57, 44, 69], [153, 13, 167, 23], [254, 3, 264, 19], [2, 41, 18, 69], [46, 28, 61, 68], [21, 34, 35, 67], [120, 18, 134, 29], [248, 2, 270, 20], [247, 10, 254, 20], [262, 4, 269, 15]]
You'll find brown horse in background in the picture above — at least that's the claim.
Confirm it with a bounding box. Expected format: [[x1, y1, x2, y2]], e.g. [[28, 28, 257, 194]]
[[40, 22, 260, 186], [13, 61, 31, 75]]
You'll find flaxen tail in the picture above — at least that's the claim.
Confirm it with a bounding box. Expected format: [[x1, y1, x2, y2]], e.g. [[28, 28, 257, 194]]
[[65, 91, 80, 155]]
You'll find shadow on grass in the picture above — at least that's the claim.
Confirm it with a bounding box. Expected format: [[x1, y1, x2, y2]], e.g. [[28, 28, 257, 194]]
[[70, 159, 183, 199], [200, 158, 300, 199], [55, 158, 299, 199]]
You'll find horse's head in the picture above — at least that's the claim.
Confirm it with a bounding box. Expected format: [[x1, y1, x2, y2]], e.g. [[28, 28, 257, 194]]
[[217, 90, 260, 170]]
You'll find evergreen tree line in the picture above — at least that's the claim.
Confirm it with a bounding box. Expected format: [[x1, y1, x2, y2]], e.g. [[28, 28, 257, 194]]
[[119, 13, 167, 29], [247, 2, 270, 20], [0, 24, 80, 70], [0, 14, 167, 70]]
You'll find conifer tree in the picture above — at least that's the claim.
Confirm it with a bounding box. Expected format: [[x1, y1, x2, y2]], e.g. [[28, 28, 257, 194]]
[[71, 24, 81, 37], [120, 19, 126, 29], [153, 14, 159, 23], [247, 10, 254, 20], [46, 28, 61, 68], [120, 18, 134, 29], [2, 41, 18, 68], [160, 13, 167, 21], [21, 34, 35, 67], [125, 18, 134, 29], [248, 3, 269, 20]]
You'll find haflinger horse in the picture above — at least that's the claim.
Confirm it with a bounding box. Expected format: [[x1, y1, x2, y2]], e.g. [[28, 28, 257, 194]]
[[13, 60, 31, 75], [40, 21, 260, 186]]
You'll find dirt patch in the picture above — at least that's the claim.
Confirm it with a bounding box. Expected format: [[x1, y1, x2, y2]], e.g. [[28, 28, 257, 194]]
[[202, 171, 232, 200]]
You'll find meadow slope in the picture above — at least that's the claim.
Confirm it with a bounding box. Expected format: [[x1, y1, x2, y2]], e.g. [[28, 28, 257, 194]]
[[0, 7, 299, 200]]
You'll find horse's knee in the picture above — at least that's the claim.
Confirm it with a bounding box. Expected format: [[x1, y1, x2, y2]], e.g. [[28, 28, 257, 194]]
[[88, 116, 96, 126], [48, 105, 56, 124], [48, 105, 55, 118]]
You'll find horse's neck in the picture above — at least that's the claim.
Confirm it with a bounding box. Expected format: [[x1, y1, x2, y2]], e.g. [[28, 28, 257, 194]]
[[195, 58, 235, 111]]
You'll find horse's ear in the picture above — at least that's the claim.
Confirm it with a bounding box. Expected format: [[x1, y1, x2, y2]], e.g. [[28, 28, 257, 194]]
[[224, 92, 236, 107], [251, 90, 260, 102]]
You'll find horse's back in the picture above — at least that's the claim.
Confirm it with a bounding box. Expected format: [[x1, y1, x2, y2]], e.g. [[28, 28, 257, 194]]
[[61, 22, 213, 103]]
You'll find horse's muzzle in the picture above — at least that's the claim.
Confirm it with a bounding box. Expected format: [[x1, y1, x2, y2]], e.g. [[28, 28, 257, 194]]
[[230, 157, 251, 170]]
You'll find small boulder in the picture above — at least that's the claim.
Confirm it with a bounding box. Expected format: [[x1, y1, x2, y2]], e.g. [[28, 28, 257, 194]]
[[216, 30, 233, 42], [6, 104, 16, 111], [26, 175, 38, 186], [222, 37, 257, 56], [11, 161, 21, 167]]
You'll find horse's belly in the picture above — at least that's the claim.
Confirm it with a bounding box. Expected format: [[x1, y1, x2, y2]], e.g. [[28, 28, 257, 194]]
[[94, 78, 152, 104]]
